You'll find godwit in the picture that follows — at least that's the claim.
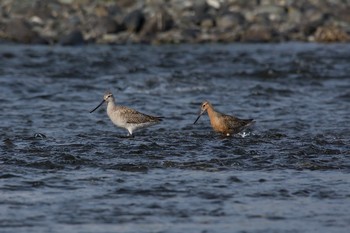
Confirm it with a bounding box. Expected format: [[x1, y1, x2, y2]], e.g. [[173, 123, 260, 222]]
[[194, 101, 254, 136], [90, 91, 162, 137]]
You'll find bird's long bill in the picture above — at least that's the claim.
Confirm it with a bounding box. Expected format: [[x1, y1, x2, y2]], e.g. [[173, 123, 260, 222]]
[[194, 108, 206, 124], [193, 114, 202, 124], [90, 99, 105, 113]]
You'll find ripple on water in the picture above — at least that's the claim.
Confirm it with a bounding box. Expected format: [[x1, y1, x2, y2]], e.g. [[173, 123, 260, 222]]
[[0, 43, 350, 233]]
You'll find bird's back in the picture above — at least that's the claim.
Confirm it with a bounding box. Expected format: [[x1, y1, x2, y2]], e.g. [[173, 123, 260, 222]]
[[216, 112, 253, 134], [117, 106, 162, 124]]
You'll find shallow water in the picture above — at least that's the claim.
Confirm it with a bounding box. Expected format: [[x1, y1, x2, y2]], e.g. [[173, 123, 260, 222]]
[[0, 43, 349, 233]]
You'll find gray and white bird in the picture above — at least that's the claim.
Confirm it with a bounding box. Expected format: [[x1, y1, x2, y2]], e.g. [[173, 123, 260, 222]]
[[90, 91, 162, 136]]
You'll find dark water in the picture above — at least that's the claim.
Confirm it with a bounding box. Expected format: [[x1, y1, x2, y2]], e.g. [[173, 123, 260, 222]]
[[0, 43, 349, 233]]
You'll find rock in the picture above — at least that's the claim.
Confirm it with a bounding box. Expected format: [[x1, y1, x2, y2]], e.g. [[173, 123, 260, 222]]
[[16, 0, 55, 20], [29, 16, 44, 26], [94, 4, 109, 17], [216, 30, 240, 42], [97, 16, 125, 34], [216, 12, 245, 31], [59, 29, 85, 45], [182, 28, 201, 42], [115, 0, 138, 8], [286, 7, 302, 24], [241, 26, 275, 42], [301, 12, 329, 36], [193, 1, 210, 25], [335, 6, 350, 23], [139, 17, 158, 39], [98, 32, 129, 44], [314, 26, 349, 42], [201, 17, 215, 29], [153, 29, 185, 44], [34, 133, 46, 138], [58, 0, 74, 4], [254, 5, 286, 19], [123, 9, 145, 33], [140, 9, 174, 39], [206, 0, 221, 9], [4, 18, 47, 44], [154, 9, 174, 32]]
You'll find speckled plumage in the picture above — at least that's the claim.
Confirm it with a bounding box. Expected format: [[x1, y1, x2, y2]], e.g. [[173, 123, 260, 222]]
[[90, 91, 162, 136], [194, 101, 254, 136]]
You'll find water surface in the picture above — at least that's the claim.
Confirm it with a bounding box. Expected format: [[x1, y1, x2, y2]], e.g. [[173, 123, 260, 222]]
[[0, 43, 349, 233]]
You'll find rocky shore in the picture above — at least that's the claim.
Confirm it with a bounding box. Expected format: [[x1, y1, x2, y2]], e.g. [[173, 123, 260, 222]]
[[1, 0, 349, 45]]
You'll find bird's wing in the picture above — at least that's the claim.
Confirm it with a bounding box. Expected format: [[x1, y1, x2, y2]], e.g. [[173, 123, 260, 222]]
[[222, 115, 254, 133], [118, 106, 161, 124]]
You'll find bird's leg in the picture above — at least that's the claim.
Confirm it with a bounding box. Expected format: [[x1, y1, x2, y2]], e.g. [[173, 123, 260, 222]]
[[127, 131, 134, 138]]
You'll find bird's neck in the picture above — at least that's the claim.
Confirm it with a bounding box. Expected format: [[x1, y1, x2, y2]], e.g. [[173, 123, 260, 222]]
[[107, 99, 116, 113], [207, 106, 217, 119]]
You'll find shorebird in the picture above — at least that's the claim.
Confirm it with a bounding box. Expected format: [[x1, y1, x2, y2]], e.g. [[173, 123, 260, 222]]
[[193, 101, 254, 136], [90, 91, 162, 137]]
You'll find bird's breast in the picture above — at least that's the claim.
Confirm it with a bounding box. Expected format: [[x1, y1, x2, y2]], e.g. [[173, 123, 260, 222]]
[[210, 116, 229, 133], [107, 109, 126, 128]]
